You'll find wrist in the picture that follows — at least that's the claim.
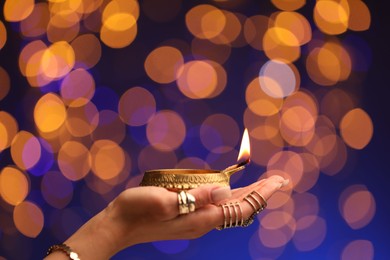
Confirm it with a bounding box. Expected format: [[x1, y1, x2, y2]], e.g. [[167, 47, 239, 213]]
[[46, 244, 80, 260], [61, 209, 122, 259]]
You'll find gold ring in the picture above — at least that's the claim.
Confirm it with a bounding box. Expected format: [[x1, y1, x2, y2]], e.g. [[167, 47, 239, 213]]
[[186, 192, 196, 213], [244, 196, 258, 212], [244, 191, 267, 214], [178, 191, 196, 215], [216, 203, 229, 230], [235, 202, 244, 227], [252, 190, 267, 208], [248, 193, 263, 213], [178, 191, 189, 214], [231, 203, 238, 227], [240, 190, 268, 226], [216, 201, 244, 230]]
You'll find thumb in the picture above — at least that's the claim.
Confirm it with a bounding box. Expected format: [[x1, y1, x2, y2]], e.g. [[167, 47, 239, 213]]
[[187, 185, 232, 209]]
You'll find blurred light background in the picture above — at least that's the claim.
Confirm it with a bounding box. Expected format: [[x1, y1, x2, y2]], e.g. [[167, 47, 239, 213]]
[[0, 0, 389, 259]]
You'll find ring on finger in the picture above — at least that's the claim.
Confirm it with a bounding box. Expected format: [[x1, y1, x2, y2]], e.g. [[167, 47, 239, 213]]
[[178, 191, 196, 215], [216, 201, 243, 230], [244, 190, 267, 214], [241, 190, 268, 226], [186, 192, 196, 213]]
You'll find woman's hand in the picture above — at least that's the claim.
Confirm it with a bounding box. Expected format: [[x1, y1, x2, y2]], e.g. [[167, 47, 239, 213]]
[[45, 175, 288, 259]]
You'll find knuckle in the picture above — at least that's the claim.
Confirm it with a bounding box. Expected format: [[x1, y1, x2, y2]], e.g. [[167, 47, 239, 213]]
[[194, 193, 209, 208]]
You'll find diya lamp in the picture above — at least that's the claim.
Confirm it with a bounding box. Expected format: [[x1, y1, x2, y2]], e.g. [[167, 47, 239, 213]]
[[140, 128, 251, 191]]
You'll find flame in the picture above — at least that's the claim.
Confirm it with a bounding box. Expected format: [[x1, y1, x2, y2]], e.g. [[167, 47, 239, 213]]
[[237, 128, 250, 162]]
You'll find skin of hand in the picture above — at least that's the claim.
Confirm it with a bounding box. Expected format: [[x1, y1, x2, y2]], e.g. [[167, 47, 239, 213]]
[[45, 175, 288, 259]]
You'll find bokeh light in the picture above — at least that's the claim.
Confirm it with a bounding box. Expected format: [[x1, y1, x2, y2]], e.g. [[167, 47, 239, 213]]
[[58, 141, 91, 181], [0, 67, 9, 101], [320, 88, 356, 126], [146, 110, 186, 151], [0, 111, 18, 152], [46, 9, 80, 43], [41, 41, 76, 80], [263, 26, 301, 62], [145, 46, 184, 84], [34, 93, 67, 133], [200, 114, 239, 153], [271, 0, 305, 11], [118, 87, 156, 126], [314, 0, 350, 35], [339, 184, 376, 229], [19, 2, 49, 38], [19, 40, 46, 76], [208, 10, 241, 45], [71, 34, 102, 69], [249, 131, 284, 166], [292, 215, 327, 251], [293, 153, 320, 193], [280, 105, 316, 146], [60, 68, 95, 107], [340, 108, 373, 150], [138, 145, 178, 173], [65, 101, 99, 137], [176, 60, 227, 99], [341, 240, 374, 260], [259, 59, 300, 98], [100, 0, 139, 48], [274, 11, 312, 46], [0, 21, 6, 50], [176, 157, 210, 169], [244, 108, 280, 141], [246, 77, 283, 117], [306, 40, 352, 86], [186, 4, 226, 40], [348, 0, 371, 31], [3, 0, 34, 22], [10, 131, 41, 170], [0, 167, 29, 206], [13, 201, 44, 238], [259, 210, 296, 248], [91, 139, 125, 180]]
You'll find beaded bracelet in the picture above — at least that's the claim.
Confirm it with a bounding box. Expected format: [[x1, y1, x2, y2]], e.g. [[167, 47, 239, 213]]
[[46, 243, 80, 260]]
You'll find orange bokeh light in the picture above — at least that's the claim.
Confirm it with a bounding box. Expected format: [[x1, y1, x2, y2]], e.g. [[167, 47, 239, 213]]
[[13, 201, 44, 238], [340, 108, 373, 150], [145, 46, 184, 84], [0, 167, 29, 206]]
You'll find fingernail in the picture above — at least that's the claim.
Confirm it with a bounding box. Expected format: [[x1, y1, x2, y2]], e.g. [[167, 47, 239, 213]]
[[281, 179, 290, 187], [211, 186, 232, 202]]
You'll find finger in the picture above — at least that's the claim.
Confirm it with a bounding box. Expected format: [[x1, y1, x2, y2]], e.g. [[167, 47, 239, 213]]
[[200, 176, 286, 230], [255, 175, 288, 200], [186, 185, 232, 209], [231, 178, 267, 199], [239, 175, 288, 218], [213, 175, 288, 229]]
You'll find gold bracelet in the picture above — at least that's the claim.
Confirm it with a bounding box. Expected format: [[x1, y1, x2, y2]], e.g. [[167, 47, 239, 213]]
[[46, 243, 80, 260]]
